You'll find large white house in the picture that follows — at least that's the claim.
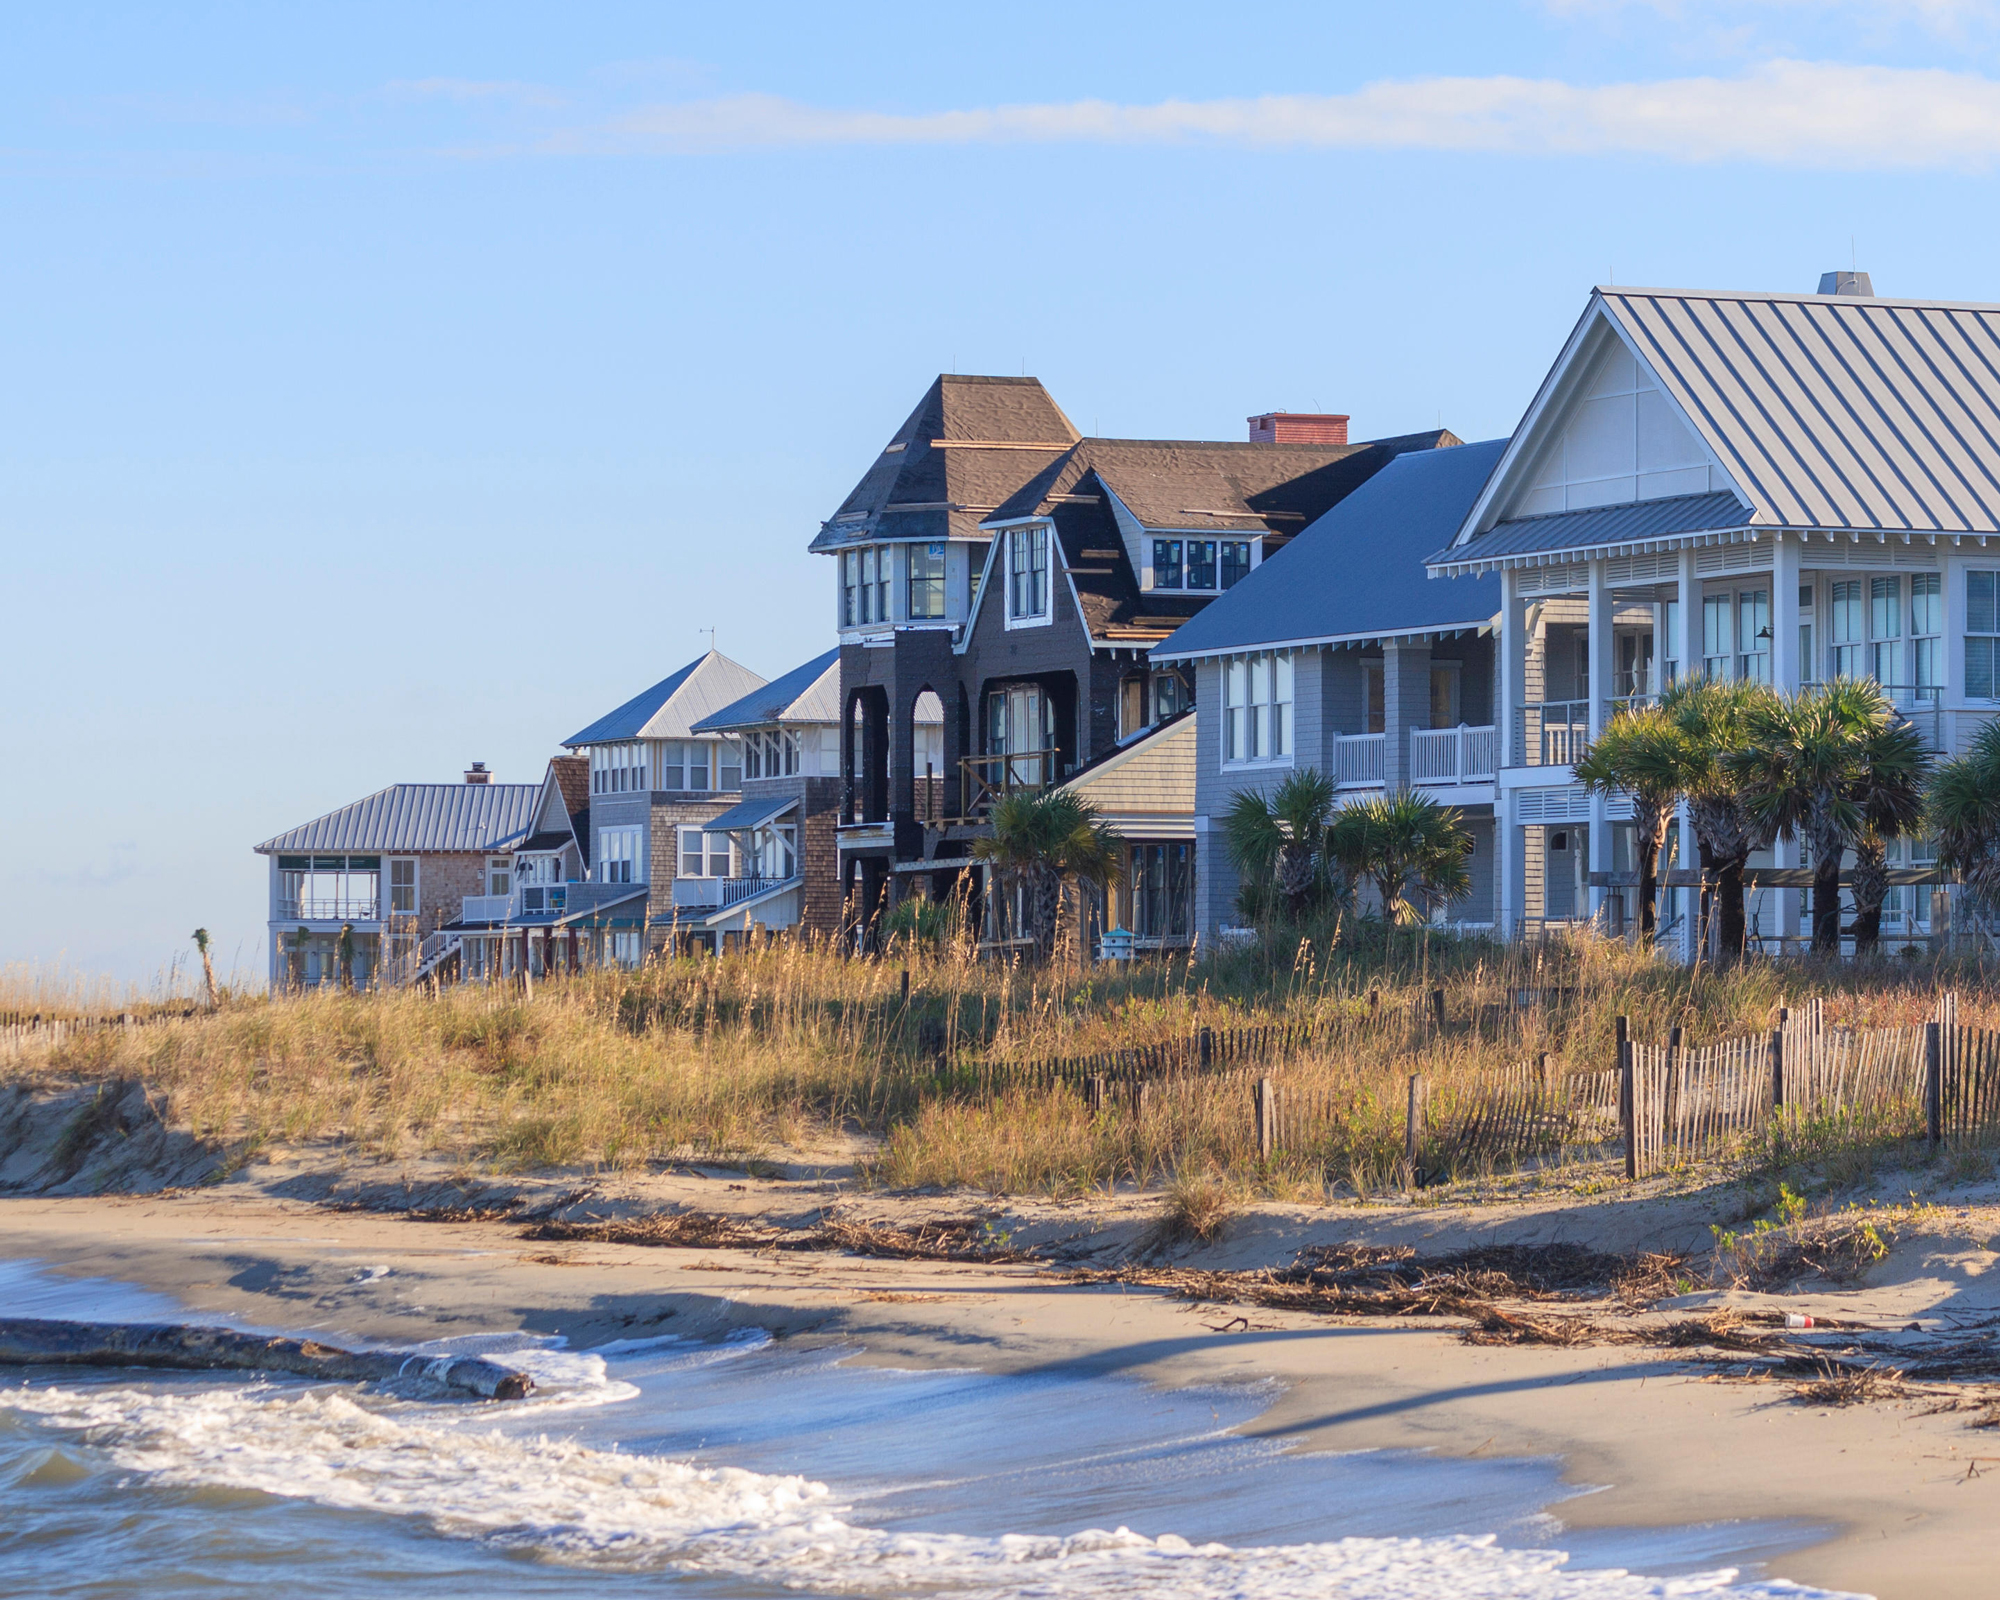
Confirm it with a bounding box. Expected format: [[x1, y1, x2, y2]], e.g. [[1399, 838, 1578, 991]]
[[1430, 272, 1996, 950]]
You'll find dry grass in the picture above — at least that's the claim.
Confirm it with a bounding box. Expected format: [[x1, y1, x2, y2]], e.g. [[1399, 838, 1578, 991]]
[[8, 930, 2000, 1192]]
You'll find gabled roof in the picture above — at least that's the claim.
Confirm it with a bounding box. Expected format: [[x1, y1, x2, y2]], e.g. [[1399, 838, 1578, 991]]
[[1448, 284, 2000, 569], [563, 651, 767, 746], [1153, 440, 1507, 663], [258, 783, 540, 855], [550, 754, 589, 824], [987, 431, 1459, 536], [692, 648, 840, 732], [808, 375, 1080, 554]]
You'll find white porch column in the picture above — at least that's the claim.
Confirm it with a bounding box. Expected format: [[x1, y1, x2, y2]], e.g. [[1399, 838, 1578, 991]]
[[1587, 560, 1614, 923], [1675, 547, 1701, 961], [1772, 531, 1801, 692], [1497, 568, 1527, 941]]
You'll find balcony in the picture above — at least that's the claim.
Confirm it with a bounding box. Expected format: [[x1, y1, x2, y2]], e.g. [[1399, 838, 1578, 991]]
[[278, 895, 379, 921], [1333, 732, 1385, 788], [1514, 700, 1591, 768], [959, 749, 1061, 818], [1410, 724, 1499, 785], [672, 875, 798, 910]]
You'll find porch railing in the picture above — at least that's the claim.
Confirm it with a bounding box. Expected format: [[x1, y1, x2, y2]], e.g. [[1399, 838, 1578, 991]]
[[279, 895, 379, 920], [1333, 732, 1385, 788], [721, 875, 796, 907], [1513, 700, 1591, 768], [960, 749, 1061, 817], [1410, 724, 1499, 785]]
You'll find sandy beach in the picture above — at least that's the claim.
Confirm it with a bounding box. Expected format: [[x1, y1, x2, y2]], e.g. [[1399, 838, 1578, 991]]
[[6, 1156, 2000, 1600]]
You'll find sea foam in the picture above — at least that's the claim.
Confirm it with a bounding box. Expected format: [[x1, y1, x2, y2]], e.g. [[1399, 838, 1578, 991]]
[[0, 1379, 1867, 1600]]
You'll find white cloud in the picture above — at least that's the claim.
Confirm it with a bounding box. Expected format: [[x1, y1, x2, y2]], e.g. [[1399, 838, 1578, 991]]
[[387, 78, 567, 110], [1545, 0, 1998, 28], [544, 60, 2000, 169]]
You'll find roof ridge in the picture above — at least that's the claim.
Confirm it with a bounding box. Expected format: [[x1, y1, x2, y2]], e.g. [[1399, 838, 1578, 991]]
[[1598, 284, 2000, 314]]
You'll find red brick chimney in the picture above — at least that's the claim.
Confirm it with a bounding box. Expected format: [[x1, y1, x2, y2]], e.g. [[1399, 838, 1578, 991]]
[[464, 762, 491, 785], [1248, 411, 1349, 445]]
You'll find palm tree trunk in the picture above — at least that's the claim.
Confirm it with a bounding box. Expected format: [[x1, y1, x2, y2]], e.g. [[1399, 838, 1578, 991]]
[[1850, 832, 1890, 953], [1634, 801, 1666, 943], [1716, 857, 1749, 964], [1809, 819, 1845, 955]]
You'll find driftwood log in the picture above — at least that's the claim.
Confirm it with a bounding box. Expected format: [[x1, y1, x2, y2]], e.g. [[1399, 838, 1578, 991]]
[[0, 1318, 534, 1400]]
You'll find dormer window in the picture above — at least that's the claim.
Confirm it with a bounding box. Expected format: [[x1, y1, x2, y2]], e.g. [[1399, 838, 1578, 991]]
[[1151, 537, 1253, 592], [1007, 526, 1050, 624], [1221, 540, 1252, 589]]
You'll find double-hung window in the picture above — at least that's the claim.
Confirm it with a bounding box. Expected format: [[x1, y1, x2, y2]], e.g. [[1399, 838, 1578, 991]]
[[1797, 584, 1814, 683], [1007, 527, 1049, 621], [859, 550, 877, 625], [1220, 541, 1252, 590], [1222, 653, 1293, 766], [1701, 594, 1732, 680], [1152, 539, 1183, 590], [875, 547, 892, 622], [1870, 577, 1903, 688], [841, 552, 858, 627], [597, 827, 642, 885], [388, 859, 417, 914], [1662, 599, 1681, 684], [1911, 573, 1943, 701], [678, 827, 729, 878], [1967, 570, 2000, 699], [909, 542, 946, 619], [1829, 581, 1865, 679], [1737, 589, 1770, 683]]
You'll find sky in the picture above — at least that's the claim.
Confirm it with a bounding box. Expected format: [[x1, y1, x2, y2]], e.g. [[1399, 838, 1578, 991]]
[[8, 0, 2000, 986]]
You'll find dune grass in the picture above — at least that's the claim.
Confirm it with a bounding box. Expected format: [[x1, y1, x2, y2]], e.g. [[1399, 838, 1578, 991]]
[[5, 929, 1998, 1195]]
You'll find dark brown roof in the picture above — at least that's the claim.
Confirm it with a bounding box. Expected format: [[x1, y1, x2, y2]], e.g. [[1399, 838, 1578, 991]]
[[809, 375, 1080, 553], [986, 431, 1462, 647], [550, 755, 589, 822], [989, 431, 1462, 535]]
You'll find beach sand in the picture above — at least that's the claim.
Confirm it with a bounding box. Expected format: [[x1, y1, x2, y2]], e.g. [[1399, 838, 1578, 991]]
[[5, 1161, 2000, 1599]]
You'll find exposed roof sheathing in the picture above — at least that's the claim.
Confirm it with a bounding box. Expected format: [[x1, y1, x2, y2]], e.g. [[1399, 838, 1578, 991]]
[[258, 784, 540, 855]]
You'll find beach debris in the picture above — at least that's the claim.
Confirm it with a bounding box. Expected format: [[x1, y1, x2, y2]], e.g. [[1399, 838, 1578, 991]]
[[0, 1318, 534, 1400], [520, 1209, 1039, 1264]]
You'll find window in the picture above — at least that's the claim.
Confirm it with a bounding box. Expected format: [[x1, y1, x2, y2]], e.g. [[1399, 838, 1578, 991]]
[[677, 826, 729, 878], [744, 735, 761, 780], [389, 858, 417, 914], [1362, 663, 1385, 734], [597, 827, 642, 885], [967, 541, 989, 613], [750, 823, 797, 879], [718, 737, 741, 791], [275, 854, 380, 919], [909, 541, 946, 619], [841, 551, 858, 627], [1129, 842, 1193, 939], [610, 930, 644, 968], [1221, 541, 1252, 590], [1223, 653, 1292, 766], [591, 743, 647, 794], [1120, 676, 1146, 739], [876, 546, 892, 622], [1429, 663, 1461, 728], [1185, 540, 1217, 589], [1871, 576, 1902, 687], [986, 683, 1054, 785], [1911, 573, 1942, 701], [682, 742, 711, 791], [1008, 527, 1049, 620], [486, 857, 512, 897], [1662, 598, 1680, 684], [1701, 594, 1732, 680], [1737, 588, 1770, 683], [857, 548, 875, 625], [1152, 538, 1183, 590], [1830, 580, 1865, 678], [1154, 671, 1187, 722], [1968, 570, 2000, 698]]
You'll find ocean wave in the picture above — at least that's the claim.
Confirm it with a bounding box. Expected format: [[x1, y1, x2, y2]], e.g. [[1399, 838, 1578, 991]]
[[0, 1380, 1867, 1600]]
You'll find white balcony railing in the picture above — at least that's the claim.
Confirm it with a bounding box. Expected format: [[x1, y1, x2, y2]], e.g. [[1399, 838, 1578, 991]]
[[722, 875, 796, 906], [460, 894, 511, 922], [279, 896, 379, 920], [1334, 732, 1385, 788], [1513, 701, 1591, 768], [1410, 724, 1499, 785]]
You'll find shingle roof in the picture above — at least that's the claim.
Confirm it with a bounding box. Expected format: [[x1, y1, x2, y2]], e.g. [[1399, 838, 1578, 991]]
[[563, 651, 767, 746], [1153, 440, 1507, 662], [1598, 286, 2000, 535], [1432, 489, 1750, 572], [808, 375, 1080, 554], [257, 783, 540, 855], [692, 648, 840, 732], [988, 432, 1459, 535], [550, 755, 589, 824]]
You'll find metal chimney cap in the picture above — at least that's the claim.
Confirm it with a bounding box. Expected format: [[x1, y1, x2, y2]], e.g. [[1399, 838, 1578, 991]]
[[1817, 270, 1875, 297]]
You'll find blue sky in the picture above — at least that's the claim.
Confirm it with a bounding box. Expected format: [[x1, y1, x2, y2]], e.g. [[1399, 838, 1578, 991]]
[[8, 0, 2000, 984]]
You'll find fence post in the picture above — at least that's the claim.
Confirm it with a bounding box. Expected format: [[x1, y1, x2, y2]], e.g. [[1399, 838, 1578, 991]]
[[1615, 1015, 1630, 1128], [1430, 987, 1447, 1034], [1255, 1077, 1276, 1162], [900, 968, 910, 1006], [1369, 989, 1380, 1020], [1620, 1036, 1637, 1180], [1405, 1073, 1422, 1169], [1768, 1027, 1784, 1110], [1087, 1075, 1105, 1115], [1198, 1026, 1214, 1069], [1926, 1020, 1943, 1148]]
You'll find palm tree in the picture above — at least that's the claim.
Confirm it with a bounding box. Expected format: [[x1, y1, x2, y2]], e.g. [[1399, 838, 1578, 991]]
[[1573, 704, 1686, 944], [1658, 677, 1777, 963], [1219, 768, 1340, 924], [1729, 680, 1887, 954], [1930, 720, 2000, 921], [192, 928, 219, 1008], [972, 790, 1123, 960], [1328, 790, 1473, 927], [1845, 714, 1931, 953]]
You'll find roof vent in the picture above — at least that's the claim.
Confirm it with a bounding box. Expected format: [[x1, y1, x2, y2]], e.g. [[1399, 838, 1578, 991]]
[[1248, 411, 1348, 445], [464, 762, 491, 785], [1817, 271, 1874, 297]]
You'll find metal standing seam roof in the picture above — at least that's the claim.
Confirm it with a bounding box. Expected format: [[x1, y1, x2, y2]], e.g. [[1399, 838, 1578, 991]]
[[1152, 440, 1508, 663], [700, 793, 802, 833], [563, 651, 768, 746], [1598, 287, 2000, 536], [691, 649, 841, 733], [257, 784, 541, 855], [1430, 489, 1752, 572]]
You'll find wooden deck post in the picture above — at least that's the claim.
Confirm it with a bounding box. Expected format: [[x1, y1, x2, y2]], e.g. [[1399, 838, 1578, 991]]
[[1926, 1020, 1943, 1148]]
